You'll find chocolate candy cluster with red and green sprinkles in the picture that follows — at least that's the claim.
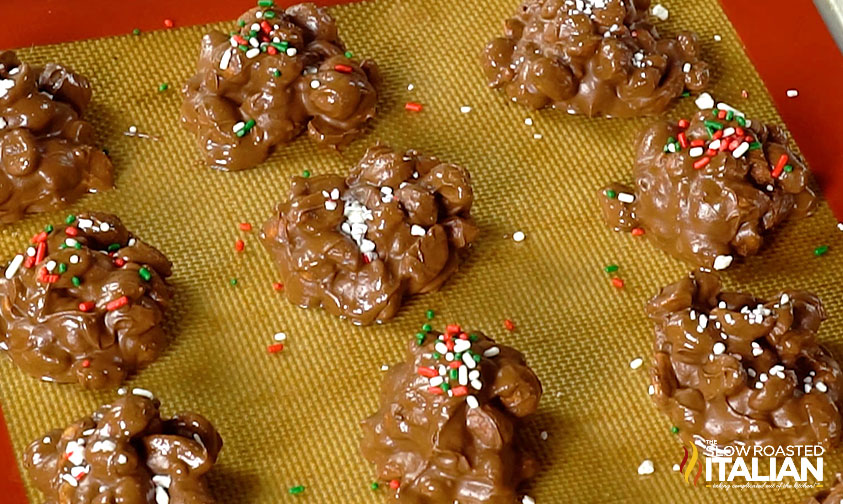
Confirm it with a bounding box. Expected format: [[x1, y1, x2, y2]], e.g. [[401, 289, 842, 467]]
[[361, 323, 542, 504], [599, 92, 818, 270], [0, 212, 173, 389]]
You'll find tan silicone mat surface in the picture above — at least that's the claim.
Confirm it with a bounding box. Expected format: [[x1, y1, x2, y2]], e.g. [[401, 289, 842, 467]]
[[1, 0, 842, 502]]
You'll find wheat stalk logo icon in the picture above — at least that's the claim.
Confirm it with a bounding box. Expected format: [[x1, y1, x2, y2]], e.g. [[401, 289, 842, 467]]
[[679, 440, 704, 486]]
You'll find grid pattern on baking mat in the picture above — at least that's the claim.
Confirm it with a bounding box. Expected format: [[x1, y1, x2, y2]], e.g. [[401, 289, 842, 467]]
[[1, 0, 842, 502]]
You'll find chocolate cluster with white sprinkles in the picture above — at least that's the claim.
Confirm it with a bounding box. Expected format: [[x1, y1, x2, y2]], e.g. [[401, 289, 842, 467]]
[[361, 324, 542, 503], [0, 212, 173, 389], [481, 0, 709, 117], [260, 144, 477, 325], [599, 93, 818, 270], [0, 50, 113, 223], [648, 270, 843, 449], [180, 1, 380, 171], [23, 391, 222, 504]]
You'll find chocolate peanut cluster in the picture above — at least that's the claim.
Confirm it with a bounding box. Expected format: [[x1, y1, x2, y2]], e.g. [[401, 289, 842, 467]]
[[481, 0, 709, 117], [181, 1, 380, 171], [648, 271, 843, 449], [23, 392, 222, 504], [806, 474, 843, 503], [599, 95, 817, 270], [261, 145, 477, 325], [360, 325, 542, 503], [0, 50, 113, 223], [0, 212, 173, 389]]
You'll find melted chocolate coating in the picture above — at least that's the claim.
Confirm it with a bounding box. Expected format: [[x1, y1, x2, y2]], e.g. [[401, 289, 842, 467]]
[[180, 3, 380, 171], [23, 393, 221, 504], [360, 326, 542, 503], [806, 474, 843, 503], [0, 51, 113, 223], [599, 103, 817, 270], [481, 0, 709, 117], [0, 212, 173, 389], [261, 145, 478, 325], [648, 271, 843, 449]]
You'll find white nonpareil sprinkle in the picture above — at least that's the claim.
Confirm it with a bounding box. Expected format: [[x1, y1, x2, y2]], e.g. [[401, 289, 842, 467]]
[[155, 486, 170, 504], [533, 133, 542, 140], [648, 385, 655, 395], [131, 388, 154, 399], [689, 146, 704, 157], [61, 474, 79, 487], [0, 78, 15, 99], [380, 364, 389, 371], [232, 121, 245, 133], [466, 395, 479, 409], [838, 223, 843, 232], [780, 293, 790, 305], [713, 255, 733, 270], [540, 431, 548, 440], [274, 332, 287, 342], [324, 200, 337, 211], [460, 106, 471, 113], [286, 47, 297, 57], [100, 222, 111, 232], [91, 440, 116, 453], [629, 357, 643, 370], [310, 79, 321, 89], [4, 254, 24, 279], [117, 454, 128, 464], [651, 4, 669, 20], [522, 496, 536, 504], [246, 48, 260, 59], [673, 464, 681, 472], [732, 142, 750, 158], [638, 459, 655, 475], [69, 254, 80, 264], [483, 346, 500, 357], [512, 231, 526, 242], [128, 125, 138, 134], [152, 475, 172, 489], [219, 49, 233, 70], [0, 117, 6, 129], [695, 92, 715, 110], [786, 89, 799, 98], [816, 382, 828, 393], [410, 225, 426, 237], [712, 342, 726, 355], [805, 383, 813, 393], [524, 117, 533, 126], [407, 83, 414, 91], [682, 62, 691, 73], [713, 34, 722, 42], [617, 192, 635, 204]]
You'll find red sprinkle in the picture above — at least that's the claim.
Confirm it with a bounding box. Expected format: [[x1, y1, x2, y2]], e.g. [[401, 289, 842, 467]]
[[78, 301, 95, 312], [458, 332, 469, 340], [717, 109, 727, 119], [23, 256, 35, 269], [678, 119, 690, 129], [260, 21, 272, 33], [690, 139, 704, 147], [417, 366, 437, 377], [272, 282, 284, 291], [706, 149, 717, 157], [65, 227, 78, 237], [239, 222, 253, 231], [428, 386, 444, 395], [504, 319, 515, 331], [81, 359, 91, 368], [267, 46, 278, 55], [389, 480, 400, 490], [735, 127, 744, 136], [445, 340, 455, 351], [334, 64, 353, 74], [267, 343, 285, 354], [772, 153, 788, 179], [105, 296, 129, 311], [113, 258, 126, 267], [445, 324, 461, 336], [32, 231, 48, 244], [35, 242, 47, 264], [741, 89, 749, 99], [677, 132, 688, 149], [452, 386, 468, 397], [693, 157, 711, 170], [611, 277, 625, 289], [712, 130, 723, 140], [728, 139, 741, 151], [233, 35, 247, 45], [404, 102, 423, 112], [631, 227, 645, 236], [448, 361, 461, 369], [164, 18, 174, 28], [235, 239, 245, 252]]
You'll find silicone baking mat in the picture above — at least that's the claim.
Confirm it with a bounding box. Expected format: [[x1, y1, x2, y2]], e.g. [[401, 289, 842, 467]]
[[1, 0, 842, 502]]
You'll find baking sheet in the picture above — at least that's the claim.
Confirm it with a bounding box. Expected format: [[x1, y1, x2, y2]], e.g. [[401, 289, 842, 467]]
[[1, 0, 842, 502]]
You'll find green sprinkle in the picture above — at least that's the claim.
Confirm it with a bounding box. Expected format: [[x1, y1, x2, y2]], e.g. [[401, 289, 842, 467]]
[[132, 28, 141, 36], [725, 110, 734, 121], [422, 323, 432, 332], [249, 30, 258, 37], [58, 263, 67, 274], [270, 41, 288, 51], [273, 70, 281, 77], [670, 426, 679, 434], [440, 382, 450, 392], [230, 278, 238, 286], [45, 224, 54, 233], [814, 245, 830, 257], [238, 20, 246, 27], [71, 276, 81, 287], [158, 83, 169, 92], [749, 141, 762, 150], [473, 354, 481, 363], [59, 244, 68, 250], [426, 309, 435, 320], [784, 164, 793, 173], [107, 243, 120, 252], [704, 120, 723, 130], [344, 51, 353, 58], [605, 189, 617, 199], [244, 119, 256, 130], [454, 352, 462, 360], [238, 44, 249, 52], [65, 214, 76, 224], [139, 267, 152, 282], [264, 10, 276, 19], [415, 332, 426, 344], [432, 352, 441, 359], [604, 264, 619, 273], [449, 369, 458, 380], [736, 115, 746, 127], [469, 333, 478, 342], [705, 126, 714, 138], [681, 91, 690, 98], [258, 0, 274, 6], [302, 170, 311, 178], [74, 243, 82, 250], [712, 109, 719, 117], [370, 482, 379, 490], [288, 485, 305, 495]]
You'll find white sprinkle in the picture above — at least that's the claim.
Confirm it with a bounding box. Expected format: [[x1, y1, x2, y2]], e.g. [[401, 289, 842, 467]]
[[469, 370, 480, 381], [682, 62, 691, 73], [471, 379, 483, 390], [331, 188, 340, 200], [61, 474, 79, 487], [128, 125, 138, 134], [406, 83, 415, 91], [689, 147, 704, 157], [65, 238, 78, 247], [629, 358, 643, 370], [805, 383, 813, 393], [463, 352, 477, 369], [786, 89, 799, 98], [131, 388, 154, 399], [732, 142, 750, 158], [459, 366, 468, 386], [522, 496, 536, 504], [286, 47, 297, 57], [752, 345, 763, 357], [709, 139, 721, 151], [453, 339, 471, 353], [713, 255, 733, 270], [26, 247, 36, 257], [153, 475, 172, 489], [250, 23, 260, 31], [45, 260, 57, 272], [274, 332, 286, 342], [838, 223, 843, 232], [648, 385, 655, 395], [524, 118, 533, 126], [460, 106, 471, 113], [324, 200, 337, 211], [359, 239, 376, 253], [695, 93, 715, 110], [483, 347, 500, 358], [429, 376, 444, 387], [4, 254, 24, 279], [380, 364, 389, 371], [816, 382, 828, 393], [540, 431, 548, 441], [232, 121, 245, 133], [91, 440, 116, 453], [712, 342, 726, 355], [249, 37, 259, 48], [713, 34, 722, 42], [759, 373, 768, 383], [246, 48, 260, 59], [410, 225, 426, 237], [69, 255, 80, 265], [780, 294, 790, 305], [673, 464, 680, 472], [100, 222, 111, 232], [533, 133, 542, 140], [117, 454, 128, 464], [512, 231, 526, 242], [70, 466, 87, 479], [310, 79, 321, 89], [435, 342, 449, 355], [638, 459, 655, 475], [155, 486, 170, 504], [466, 396, 479, 408], [617, 192, 635, 204]]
